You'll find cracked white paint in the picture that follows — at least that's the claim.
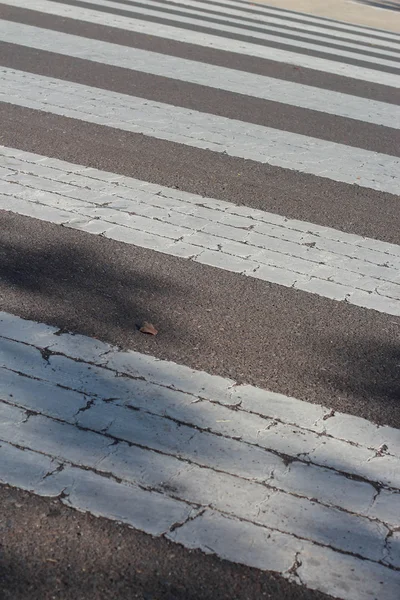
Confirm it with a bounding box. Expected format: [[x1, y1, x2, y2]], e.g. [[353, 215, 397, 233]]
[[1, 69, 399, 195], [1, 147, 400, 316], [0, 311, 399, 600], [168, 510, 400, 600], [2, 0, 400, 87], [1, 22, 398, 129]]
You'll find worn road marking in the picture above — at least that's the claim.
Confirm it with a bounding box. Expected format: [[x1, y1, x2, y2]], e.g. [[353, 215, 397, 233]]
[[111, 0, 400, 54], [148, 0, 400, 46], [42, 0, 400, 67], [1, 69, 400, 195], [0, 310, 399, 600], [1, 146, 400, 316], [2, 0, 400, 86], [162, 0, 400, 40], [1, 21, 398, 128]]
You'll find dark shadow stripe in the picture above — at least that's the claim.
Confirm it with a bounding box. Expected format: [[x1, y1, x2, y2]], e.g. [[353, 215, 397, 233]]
[[2, 42, 399, 157], [1, 210, 399, 427], [43, 0, 400, 74], [1, 5, 399, 105], [79, 0, 400, 58], [1, 102, 399, 244]]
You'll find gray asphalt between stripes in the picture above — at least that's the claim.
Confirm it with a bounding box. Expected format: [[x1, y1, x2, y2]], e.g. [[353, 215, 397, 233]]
[[1, 210, 399, 428], [1, 42, 399, 156], [1, 4, 399, 103], [0, 485, 330, 600], [1, 102, 400, 245]]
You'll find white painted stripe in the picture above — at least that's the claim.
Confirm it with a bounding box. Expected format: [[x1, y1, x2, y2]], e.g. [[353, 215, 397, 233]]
[[164, 0, 400, 40], [1, 310, 399, 600], [3, 0, 400, 87], [1, 146, 400, 316], [2, 21, 398, 129], [150, 0, 400, 50], [41, 0, 400, 69], [2, 69, 399, 195], [70, 0, 400, 64]]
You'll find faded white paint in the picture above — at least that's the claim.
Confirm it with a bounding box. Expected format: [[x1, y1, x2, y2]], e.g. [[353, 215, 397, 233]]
[[127, 0, 400, 50], [1, 146, 400, 316], [1, 21, 398, 128], [2, 0, 400, 86], [0, 310, 399, 600], [50, 0, 400, 67], [162, 0, 400, 39], [1, 69, 400, 197]]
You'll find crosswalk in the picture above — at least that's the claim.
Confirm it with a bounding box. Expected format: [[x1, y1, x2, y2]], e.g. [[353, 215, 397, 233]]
[[0, 1, 399, 599]]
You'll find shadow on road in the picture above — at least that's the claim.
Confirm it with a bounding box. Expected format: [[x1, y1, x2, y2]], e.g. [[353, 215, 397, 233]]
[[0, 212, 188, 349], [314, 332, 400, 407], [0, 487, 330, 600], [0, 215, 397, 599], [1, 208, 399, 429]]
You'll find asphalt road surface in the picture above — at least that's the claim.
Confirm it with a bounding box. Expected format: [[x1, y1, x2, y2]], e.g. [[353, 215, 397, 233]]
[[0, 1, 399, 600]]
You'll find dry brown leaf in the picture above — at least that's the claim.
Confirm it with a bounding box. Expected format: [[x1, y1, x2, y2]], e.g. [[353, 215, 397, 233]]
[[139, 321, 158, 336]]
